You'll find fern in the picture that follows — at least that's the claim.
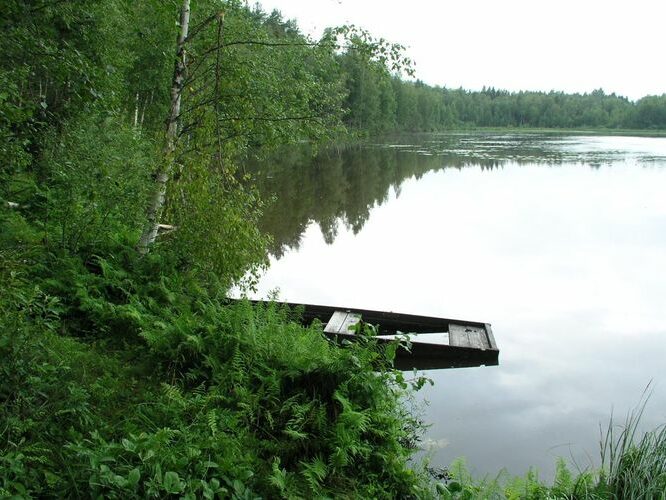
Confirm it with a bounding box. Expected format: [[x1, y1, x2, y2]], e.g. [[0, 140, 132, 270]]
[[207, 410, 218, 437], [283, 428, 308, 441], [161, 383, 186, 409], [300, 456, 328, 493], [269, 458, 288, 494]]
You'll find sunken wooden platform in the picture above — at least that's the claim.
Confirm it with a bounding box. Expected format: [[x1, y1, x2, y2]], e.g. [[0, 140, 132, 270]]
[[249, 300, 499, 370]]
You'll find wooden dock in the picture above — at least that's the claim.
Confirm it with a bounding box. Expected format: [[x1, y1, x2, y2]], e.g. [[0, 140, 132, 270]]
[[251, 300, 499, 370]]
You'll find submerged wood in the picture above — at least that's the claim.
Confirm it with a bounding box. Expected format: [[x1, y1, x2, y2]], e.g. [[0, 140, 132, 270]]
[[245, 300, 499, 370]]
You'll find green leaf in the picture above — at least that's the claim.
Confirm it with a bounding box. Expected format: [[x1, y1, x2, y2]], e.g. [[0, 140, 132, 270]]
[[121, 438, 136, 452], [436, 483, 451, 498], [163, 471, 183, 494], [127, 468, 141, 487], [447, 480, 462, 493]]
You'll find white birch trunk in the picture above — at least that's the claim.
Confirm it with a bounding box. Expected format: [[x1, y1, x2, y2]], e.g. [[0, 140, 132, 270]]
[[137, 0, 191, 254], [133, 93, 139, 127], [139, 91, 152, 128]]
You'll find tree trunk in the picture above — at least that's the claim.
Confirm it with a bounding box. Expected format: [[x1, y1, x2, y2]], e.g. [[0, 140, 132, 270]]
[[133, 92, 139, 127], [137, 0, 190, 254]]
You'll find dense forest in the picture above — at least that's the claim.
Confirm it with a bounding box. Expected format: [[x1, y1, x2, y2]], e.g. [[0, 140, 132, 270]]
[[2, 0, 664, 497], [338, 37, 666, 132], [345, 74, 666, 133]]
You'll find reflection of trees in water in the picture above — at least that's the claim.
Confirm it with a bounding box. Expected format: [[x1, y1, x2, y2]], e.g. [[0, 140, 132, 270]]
[[251, 145, 457, 256], [250, 133, 632, 256]]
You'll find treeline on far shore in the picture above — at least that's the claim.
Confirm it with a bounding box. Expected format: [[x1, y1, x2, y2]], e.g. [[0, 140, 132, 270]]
[[344, 58, 666, 132]]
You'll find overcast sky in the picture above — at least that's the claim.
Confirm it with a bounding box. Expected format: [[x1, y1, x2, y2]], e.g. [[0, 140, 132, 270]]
[[254, 0, 665, 101]]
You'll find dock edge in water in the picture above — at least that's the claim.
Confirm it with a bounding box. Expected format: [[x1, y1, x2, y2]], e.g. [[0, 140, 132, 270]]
[[247, 300, 499, 370]]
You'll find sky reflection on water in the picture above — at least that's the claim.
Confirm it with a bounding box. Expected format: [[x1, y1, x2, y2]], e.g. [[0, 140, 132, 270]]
[[246, 134, 666, 479]]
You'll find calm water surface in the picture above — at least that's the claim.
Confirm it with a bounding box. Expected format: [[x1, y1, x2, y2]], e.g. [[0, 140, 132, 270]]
[[245, 133, 666, 478]]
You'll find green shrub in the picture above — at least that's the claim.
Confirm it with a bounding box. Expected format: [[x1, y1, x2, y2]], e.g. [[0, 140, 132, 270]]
[[0, 229, 430, 498], [42, 111, 155, 253]]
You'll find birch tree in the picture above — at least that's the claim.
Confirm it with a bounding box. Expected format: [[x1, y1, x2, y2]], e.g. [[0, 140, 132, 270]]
[[136, 0, 191, 254], [135, 0, 411, 260]]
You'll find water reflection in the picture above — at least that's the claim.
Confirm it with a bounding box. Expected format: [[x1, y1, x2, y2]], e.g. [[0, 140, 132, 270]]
[[247, 132, 666, 480], [251, 133, 666, 257], [250, 145, 460, 256]]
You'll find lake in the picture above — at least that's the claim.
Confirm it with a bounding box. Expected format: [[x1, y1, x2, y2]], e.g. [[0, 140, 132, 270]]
[[244, 132, 666, 479]]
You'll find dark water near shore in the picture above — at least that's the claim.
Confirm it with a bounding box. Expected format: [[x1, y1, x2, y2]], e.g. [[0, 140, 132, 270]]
[[245, 132, 666, 479]]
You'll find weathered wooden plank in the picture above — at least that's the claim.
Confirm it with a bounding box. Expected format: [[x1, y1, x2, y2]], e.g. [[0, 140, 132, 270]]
[[484, 323, 498, 351], [284, 302, 487, 334], [417, 332, 450, 345], [449, 323, 488, 349], [340, 312, 362, 334], [376, 332, 450, 344], [324, 311, 349, 334]]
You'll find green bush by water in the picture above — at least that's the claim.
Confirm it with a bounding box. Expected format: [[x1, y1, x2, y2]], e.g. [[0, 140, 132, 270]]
[[0, 231, 432, 498]]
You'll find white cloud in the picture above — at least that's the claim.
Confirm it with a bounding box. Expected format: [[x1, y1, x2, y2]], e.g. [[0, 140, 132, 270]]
[[255, 0, 666, 100]]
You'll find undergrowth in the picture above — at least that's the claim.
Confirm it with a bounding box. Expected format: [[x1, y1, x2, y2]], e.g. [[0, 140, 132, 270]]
[[0, 212, 433, 498]]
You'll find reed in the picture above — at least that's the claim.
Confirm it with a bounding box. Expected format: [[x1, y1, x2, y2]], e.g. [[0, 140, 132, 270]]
[[434, 388, 666, 499], [598, 386, 666, 499]]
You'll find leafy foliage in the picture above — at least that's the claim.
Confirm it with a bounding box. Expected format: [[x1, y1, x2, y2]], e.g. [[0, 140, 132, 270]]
[[42, 111, 154, 252], [0, 234, 430, 497]]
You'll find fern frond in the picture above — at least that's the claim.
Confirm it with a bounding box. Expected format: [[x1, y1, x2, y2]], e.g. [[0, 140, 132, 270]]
[[300, 456, 327, 493], [207, 409, 217, 436]]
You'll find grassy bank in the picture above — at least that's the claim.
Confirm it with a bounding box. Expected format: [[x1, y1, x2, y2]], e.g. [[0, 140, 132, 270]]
[[0, 217, 434, 498]]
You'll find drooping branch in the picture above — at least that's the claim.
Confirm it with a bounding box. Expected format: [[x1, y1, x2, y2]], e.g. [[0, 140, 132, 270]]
[[197, 40, 324, 59], [217, 114, 327, 122], [222, 40, 321, 48], [177, 116, 205, 139], [184, 10, 225, 43], [176, 130, 264, 158], [178, 93, 247, 117]]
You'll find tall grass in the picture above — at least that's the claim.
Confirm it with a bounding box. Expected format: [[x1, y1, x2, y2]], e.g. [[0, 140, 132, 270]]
[[434, 389, 666, 499], [599, 386, 666, 499]]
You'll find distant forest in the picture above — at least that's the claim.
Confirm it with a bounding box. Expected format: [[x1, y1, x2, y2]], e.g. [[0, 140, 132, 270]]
[[343, 60, 666, 132]]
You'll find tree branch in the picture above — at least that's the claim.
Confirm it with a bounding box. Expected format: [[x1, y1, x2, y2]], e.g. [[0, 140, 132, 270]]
[[218, 114, 327, 122], [197, 40, 328, 59], [184, 10, 225, 43]]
